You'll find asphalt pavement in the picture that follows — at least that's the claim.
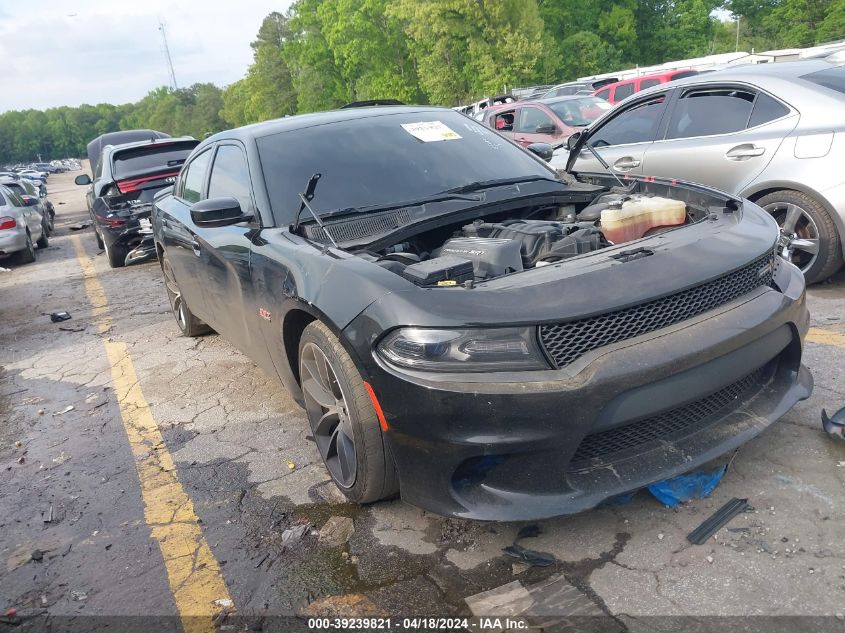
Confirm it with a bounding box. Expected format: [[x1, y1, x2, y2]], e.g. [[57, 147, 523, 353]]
[[1, 170, 844, 632]]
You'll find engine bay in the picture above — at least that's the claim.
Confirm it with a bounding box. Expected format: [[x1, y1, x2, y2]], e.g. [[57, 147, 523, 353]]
[[355, 188, 708, 287]]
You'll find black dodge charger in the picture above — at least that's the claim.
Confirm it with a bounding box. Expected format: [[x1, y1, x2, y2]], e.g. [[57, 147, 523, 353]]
[[151, 106, 812, 520]]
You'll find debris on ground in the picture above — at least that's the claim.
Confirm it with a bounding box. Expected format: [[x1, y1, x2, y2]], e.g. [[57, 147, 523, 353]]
[[68, 223, 90, 231], [53, 405, 74, 415], [42, 505, 53, 523], [14, 440, 21, 448], [52, 451, 70, 465], [213, 598, 233, 608], [648, 464, 727, 507], [688, 497, 750, 545], [319, 516, 355, 547], [59, 325, 85, 332], [286, 460, 296, 470], [465, 574, 602, 621], [49, 311, 72, 323], [502, 542, 556, 567], [0, 267, 10, 273], [299, 593, 387, 618], [70, 590, 88, 601], [16, 456, 25, 464], [280, 522, 311, 548], [31, 549, 44, 562], [821, 407, 845, 442]]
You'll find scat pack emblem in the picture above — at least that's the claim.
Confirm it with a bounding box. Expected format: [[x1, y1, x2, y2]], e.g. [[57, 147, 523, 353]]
[[259, 308, 272, 321]]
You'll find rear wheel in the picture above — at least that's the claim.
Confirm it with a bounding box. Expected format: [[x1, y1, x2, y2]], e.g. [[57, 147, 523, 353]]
[[161, 255, 210, 337], [759, 190, 843, 285], [103, 238, 127, 268], [299, 321, 398, 503], [17, 232, 36, 264]]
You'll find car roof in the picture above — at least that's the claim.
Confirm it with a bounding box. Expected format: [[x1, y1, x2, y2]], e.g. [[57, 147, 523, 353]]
[[595, 59, 845, 131], [538, 95, 598, 105], [204, 106, 452, 145], [104, 136, 198, 155]]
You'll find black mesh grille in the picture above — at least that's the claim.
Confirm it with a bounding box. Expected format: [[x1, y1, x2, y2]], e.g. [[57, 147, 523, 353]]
[[540, 252, 775, 367], [303, 209, 411, 243], [570, 367, 766, 466]]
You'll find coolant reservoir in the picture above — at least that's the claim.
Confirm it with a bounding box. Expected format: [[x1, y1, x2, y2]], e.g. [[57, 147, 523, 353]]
[[600, 195, 686, 244]]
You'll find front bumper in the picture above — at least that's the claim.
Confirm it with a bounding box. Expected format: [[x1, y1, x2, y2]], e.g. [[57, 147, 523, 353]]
[[0, 229, 28, 257], [355, 265, 812, 521]]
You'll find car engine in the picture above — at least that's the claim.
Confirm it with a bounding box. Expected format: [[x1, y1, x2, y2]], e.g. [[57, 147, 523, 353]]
[[355, 192, 693, 286]]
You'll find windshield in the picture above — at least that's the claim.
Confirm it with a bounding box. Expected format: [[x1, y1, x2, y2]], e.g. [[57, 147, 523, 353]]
[[256, 110, 555, 224], [547, 98, 613, 127], [111, 141, 198, 180]]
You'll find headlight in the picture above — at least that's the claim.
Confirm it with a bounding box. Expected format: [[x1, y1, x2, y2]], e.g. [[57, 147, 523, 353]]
[[376, 327, 549, 372]]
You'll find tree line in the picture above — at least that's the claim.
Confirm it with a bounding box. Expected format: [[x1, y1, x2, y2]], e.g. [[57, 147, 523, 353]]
[[1, 0, 842, 163]]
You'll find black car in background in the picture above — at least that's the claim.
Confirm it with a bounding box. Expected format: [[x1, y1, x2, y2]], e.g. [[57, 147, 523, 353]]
[[85, 129, 171, 177], [75, 137, 198, 267], [152, 106, 811, 520]]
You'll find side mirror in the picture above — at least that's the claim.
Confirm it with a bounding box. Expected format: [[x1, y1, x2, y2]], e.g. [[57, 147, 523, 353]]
[[566, 131, 583, 152], [526, 142, 554, 162], [74, 174, 91, 186], [536, 124, 558, 135], [190, 197, 248, 227]]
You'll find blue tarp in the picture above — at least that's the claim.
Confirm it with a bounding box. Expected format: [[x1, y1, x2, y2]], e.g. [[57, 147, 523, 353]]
[[647, 465, 727, 508]]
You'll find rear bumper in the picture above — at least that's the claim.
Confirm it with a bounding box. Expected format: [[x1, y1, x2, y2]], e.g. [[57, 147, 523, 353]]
[[0, 229, 27, 256], [102, 222, 157, 266], [357, 264, 812, 520]]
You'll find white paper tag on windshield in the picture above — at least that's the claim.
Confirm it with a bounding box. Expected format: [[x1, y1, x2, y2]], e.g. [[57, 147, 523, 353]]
[[401, 121, 462, 142]]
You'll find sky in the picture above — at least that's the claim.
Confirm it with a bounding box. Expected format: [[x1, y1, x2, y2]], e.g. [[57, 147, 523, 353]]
[[0, 1, 293, 113]]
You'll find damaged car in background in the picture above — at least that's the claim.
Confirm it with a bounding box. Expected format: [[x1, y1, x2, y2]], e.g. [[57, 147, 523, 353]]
[[152, 107, 812, 520], [76, 136, 199, 267]]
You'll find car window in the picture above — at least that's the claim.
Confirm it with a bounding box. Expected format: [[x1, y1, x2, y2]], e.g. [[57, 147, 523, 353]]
[[207, 145, 254, 215], [671, 70, 699, 80], [257, 111, 555, 224], [180, 150, 212, 204], [595, 87, 611, 101], [799, 67, 845, 95], [4, 183, 24, 196], [492, 110, 515, 131], [95, 158, 104, 179], [515, 107, 555, 133], [547, 98, 612, 127], [614, 83, 635, 101], [5, 190, 24, 206], [112, 141, 198, 180], [590, 95, 666, 147], [748, 93, 790, 127], [640, 78, 661, 90], [665, 88, 755, 139]]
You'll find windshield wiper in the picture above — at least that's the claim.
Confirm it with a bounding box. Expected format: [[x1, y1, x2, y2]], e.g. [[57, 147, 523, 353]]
[[291, 173, 339, 247], [441, 175, 560, 195], [313, 191, 484, 222]]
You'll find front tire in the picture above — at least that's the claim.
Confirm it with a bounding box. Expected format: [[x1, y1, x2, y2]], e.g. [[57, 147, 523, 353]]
[[759, 190, 843, 284], [36, 226, 49, 249], [160, 255, 210, 337], [299, 321, 399, 504]]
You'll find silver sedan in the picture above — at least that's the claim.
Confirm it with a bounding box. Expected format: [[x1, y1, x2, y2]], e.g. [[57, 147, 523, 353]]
[[552, 59, 845, 284], [0, 184, 47, 264]]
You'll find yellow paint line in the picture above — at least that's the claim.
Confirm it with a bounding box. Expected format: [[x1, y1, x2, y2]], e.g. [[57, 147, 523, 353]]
[[807, 327, 845, 349], [72, 236, 231, 632]]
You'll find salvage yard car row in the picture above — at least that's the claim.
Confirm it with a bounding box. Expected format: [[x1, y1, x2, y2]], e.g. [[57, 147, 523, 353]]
[[4, 58, 842, 522]]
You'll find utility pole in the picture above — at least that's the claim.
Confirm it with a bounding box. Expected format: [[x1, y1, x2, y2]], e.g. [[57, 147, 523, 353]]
[[158, 20, 178, 90], [735, 16, 740, 53]]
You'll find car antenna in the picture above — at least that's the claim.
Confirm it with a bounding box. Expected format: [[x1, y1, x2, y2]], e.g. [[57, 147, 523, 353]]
[[291, 173, 338, 248]]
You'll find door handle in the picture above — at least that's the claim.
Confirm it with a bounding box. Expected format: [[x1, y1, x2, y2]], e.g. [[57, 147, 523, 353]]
[[726, 145, 765, 160], [191, 240, 201, 256], [612, 157, 641, 171]]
